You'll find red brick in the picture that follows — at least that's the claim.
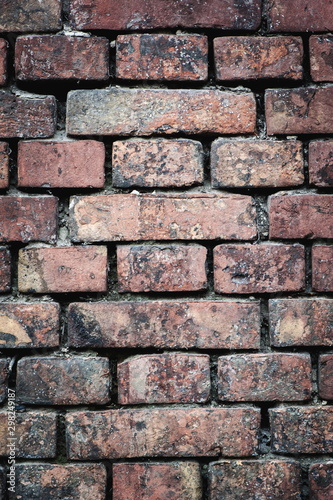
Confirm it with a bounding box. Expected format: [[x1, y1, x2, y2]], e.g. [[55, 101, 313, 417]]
[[15, 35, 109, 81], [13, 464, 107, 500], [113, 462, 202, 500], [309, 140, 333, 186], [66, 407, 260, 459], [0, 92, 56, 138], [18, 246, 107, 294], [112, 138, 203, 188], [0, 247, 10, 293], [214, 243, 305, 294], [18, 140, 105, 188], [266, 87, 333, 135], [268, 0, 333, 32], [310, 36, 333, 82], [218, 353, 311, 402], [269, 298, 333, 347], [211, 139, 304, 188], [0, 196, 57, 242], [319, 355, 333, 400], [312, 245, 333, 292], [214, 36, 303, 81], [0, 0, 62, 32], [0, 358, 9, 403], [67, 88, 256, 136], [309, 463, 333, 499], [269, 194, 333, 239], [118, 353, 210, 404], [117, 245, 207, 293], [117, 34, 207, 81], [0, 411, 57, 458], [0, 39, 7, 86], [270, 407, 333, 454], [70, 193, 256, 242], [0, 142, 9, 189]]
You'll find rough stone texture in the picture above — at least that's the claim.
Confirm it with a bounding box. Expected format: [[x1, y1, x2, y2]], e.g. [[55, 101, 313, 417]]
[[310, 36, 333, 82], [211, 139, 304, 188], [18, 140, 105, 188], [117, 245, 207, 293], [112, 138, 204, 188], [312, 245, 333, 292], [0, 142, 9, 189], [208, 460, 302, 500], [218, 353, 311, 401], [67, 300, 261, 350], [66, 407, 260, 459], [15, 35, 109, 81], [0, 247, 10, 292], [66, 88, 256, 136], [214, 36, 303, 80], [269, 298, 333, 347], [266, 87, 333, 135], [118, 353, 210, 404], [319, 354, 333, 400], [16, 357, 110, 405], [0, 358, 9, 403], [270, 407, 333, 454], [309, 463, 333, 499], [0, 39, 7, 86], [309, 140, 333, 186], [70, 193, 257, 242], [214, 244, 305, 294], [268, 0, 333, 32], [113, 462, 202, 500], [18, 246, 108, 294], [269, 194, 333, 239], [0, 0, 62, 32]]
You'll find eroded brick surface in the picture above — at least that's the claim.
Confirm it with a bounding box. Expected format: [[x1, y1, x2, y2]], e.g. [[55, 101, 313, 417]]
[[309, 140, 333, 186], [310, 36, 333, 82], [267, 0, 333, 32], [0, 247, 10, 293], [0, 39, 7, 86], [319, 355, 333, 400], [312, 245, 333, 292], [0, 142, 9, 189], [0, 0, 62, 31], [0, 358, 9, 403], [309, 463, 333, 499]]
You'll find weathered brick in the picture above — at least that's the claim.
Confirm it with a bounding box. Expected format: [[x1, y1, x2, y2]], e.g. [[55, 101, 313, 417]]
[[0, 196, 57, 242], [269, 298, 333, 347], [117, 245, 207, 293], [18, 246, 107, 294], [0, 358, 9, 403], [112, 138, 203, 188], [312, 245, 333, 292], [268, 0, 333, 32], [15, 35, 109, 81], [66, 407, 260, 459], [0, 411, 57, 458], [67, 88, 256, 136], [266, 87, 333, 135], [0, 39, 7, 86], [211, 139, 304, 188], [309, 140, 333, 186], [309, 463, 333, 499], [269, 194, 333, 239], [270, 407, 333, 454], [118, 353, 210, 404], [70, 193, 257, 242], [208, 460, 302, 500], [214, 36, 303, 80], [0, 92, 56, 138], [319, 355, 333, 400], [113, 462, 202, 500], [214, 244, 305, 294], [0, 247, 10, 293], [0, 142, 9, 189], [18, 140, 105, 188], [69, 0, 261, 30], [0, 0, 62, 32], [310, 36, 333, 82], [12, 464, 107, 500], [117, 34, 207, 81], [218, 353, 311, 401]]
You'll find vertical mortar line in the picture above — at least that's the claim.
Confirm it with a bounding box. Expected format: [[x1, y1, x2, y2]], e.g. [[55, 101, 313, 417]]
[[209, 353, 219, 404], [305, 243, 313, 294], [260, 298, 270, 352]]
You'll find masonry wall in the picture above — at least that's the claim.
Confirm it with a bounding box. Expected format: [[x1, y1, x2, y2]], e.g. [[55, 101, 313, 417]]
[[0, 0, 333, 498]]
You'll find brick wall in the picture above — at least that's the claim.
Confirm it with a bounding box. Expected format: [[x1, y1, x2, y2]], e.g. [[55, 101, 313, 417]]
[[0, 0, 333, 498]]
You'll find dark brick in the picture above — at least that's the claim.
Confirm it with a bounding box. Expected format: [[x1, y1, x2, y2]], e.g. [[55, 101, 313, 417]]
[[310, 36, 333, 82], [309, 463, 333, 499], [319, 354, 333, 400], [0, 142, 9, 189], [0, 0, 62, 32], [0, 247, 10, 293], [309, 140, 333, 186], [268, 0, 333, 32], [0, 358, 9, 403], [312, 245, 333, 292], [0, 467, 4, 499], [0, 39, 7, 86]]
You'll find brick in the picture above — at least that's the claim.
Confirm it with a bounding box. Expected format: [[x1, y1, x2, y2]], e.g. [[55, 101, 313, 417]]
[[269, 194, 333, 239], [15, 35, 109, 81], [319, 355, 333, 400], [68, 300, 261, 350], [12, 464, 107, 500], [270, 407, 333, 454], [67, 88, 256, 136], [218, 353, 311, 402], [0, 467, 4, 499], [0, 92, 56, 139], [118, 353, 210, 404], [268, 0, 333, 32], [0, 411, 56, 458], [117, 34, 207, 81], [113, 462, 202, 500], [66, 407, 260, 459], [269, 298, 333, 347], [70, 193, 256, 242], [69, 0, 261, 30], [0, 0, 62, 32], [0, 358, 9, 403], [117, 245, 207, 293], [0, 142, 9, 189], [310, 36, 333, 82], [0, 247, 10, 293], [309, 463, 333, 499], [0, 196, 57, 242], [214, 243, 305, 294], [18, 140, 105, 188], [309, 140, 333, 186], [214, 36, 303, 81], [211, 139, 304, 188], [112, 138, 203, 188], [312, 245, 333, 292], [18, 246, 107, 294], [0, 39, 7, 86], [208, 460, 301, 500], [266, 87, 333, 135]]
